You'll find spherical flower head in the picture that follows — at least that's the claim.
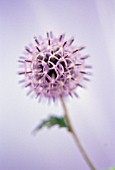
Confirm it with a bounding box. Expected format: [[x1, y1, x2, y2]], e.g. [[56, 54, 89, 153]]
[[18, 32, 91, 100]]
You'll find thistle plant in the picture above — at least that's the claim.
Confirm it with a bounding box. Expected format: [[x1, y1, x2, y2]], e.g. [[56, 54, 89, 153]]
[[18, 32, 96, 170]]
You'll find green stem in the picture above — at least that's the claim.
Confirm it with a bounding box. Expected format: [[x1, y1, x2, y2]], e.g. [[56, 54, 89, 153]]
[[60, 97, 96, 170]]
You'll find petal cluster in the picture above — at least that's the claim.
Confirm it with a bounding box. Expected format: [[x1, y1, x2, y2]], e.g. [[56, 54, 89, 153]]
[[18, 32, 91, 100]]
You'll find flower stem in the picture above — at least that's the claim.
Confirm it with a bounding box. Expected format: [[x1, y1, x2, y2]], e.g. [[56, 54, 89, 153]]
[[60, 97, 96, 170]]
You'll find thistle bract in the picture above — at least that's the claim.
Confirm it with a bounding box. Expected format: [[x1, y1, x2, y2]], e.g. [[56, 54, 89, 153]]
[[18, 32, 91, 100]]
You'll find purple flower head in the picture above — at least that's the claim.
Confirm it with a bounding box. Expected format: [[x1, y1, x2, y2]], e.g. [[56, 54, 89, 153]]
[[18, 32, 91, 101]]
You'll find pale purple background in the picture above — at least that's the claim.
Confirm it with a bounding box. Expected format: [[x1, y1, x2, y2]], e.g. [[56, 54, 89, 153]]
[[0, 0, 115, 170]]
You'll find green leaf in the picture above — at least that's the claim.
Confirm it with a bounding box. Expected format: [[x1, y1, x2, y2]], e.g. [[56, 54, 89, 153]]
[[32, 115, 71, 135], [104, 167, 115, 170]]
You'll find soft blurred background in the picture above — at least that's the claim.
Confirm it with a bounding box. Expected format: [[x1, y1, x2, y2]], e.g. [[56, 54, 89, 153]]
[[0, 0, 115, 170]]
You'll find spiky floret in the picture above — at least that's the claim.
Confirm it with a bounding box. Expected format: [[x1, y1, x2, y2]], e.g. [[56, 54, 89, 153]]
[[18, 32, 91, 100]]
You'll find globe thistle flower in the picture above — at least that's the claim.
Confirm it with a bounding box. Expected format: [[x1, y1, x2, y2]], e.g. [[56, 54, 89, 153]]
[[18, 32, 96, 170], [18, 32, 91, 100]]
